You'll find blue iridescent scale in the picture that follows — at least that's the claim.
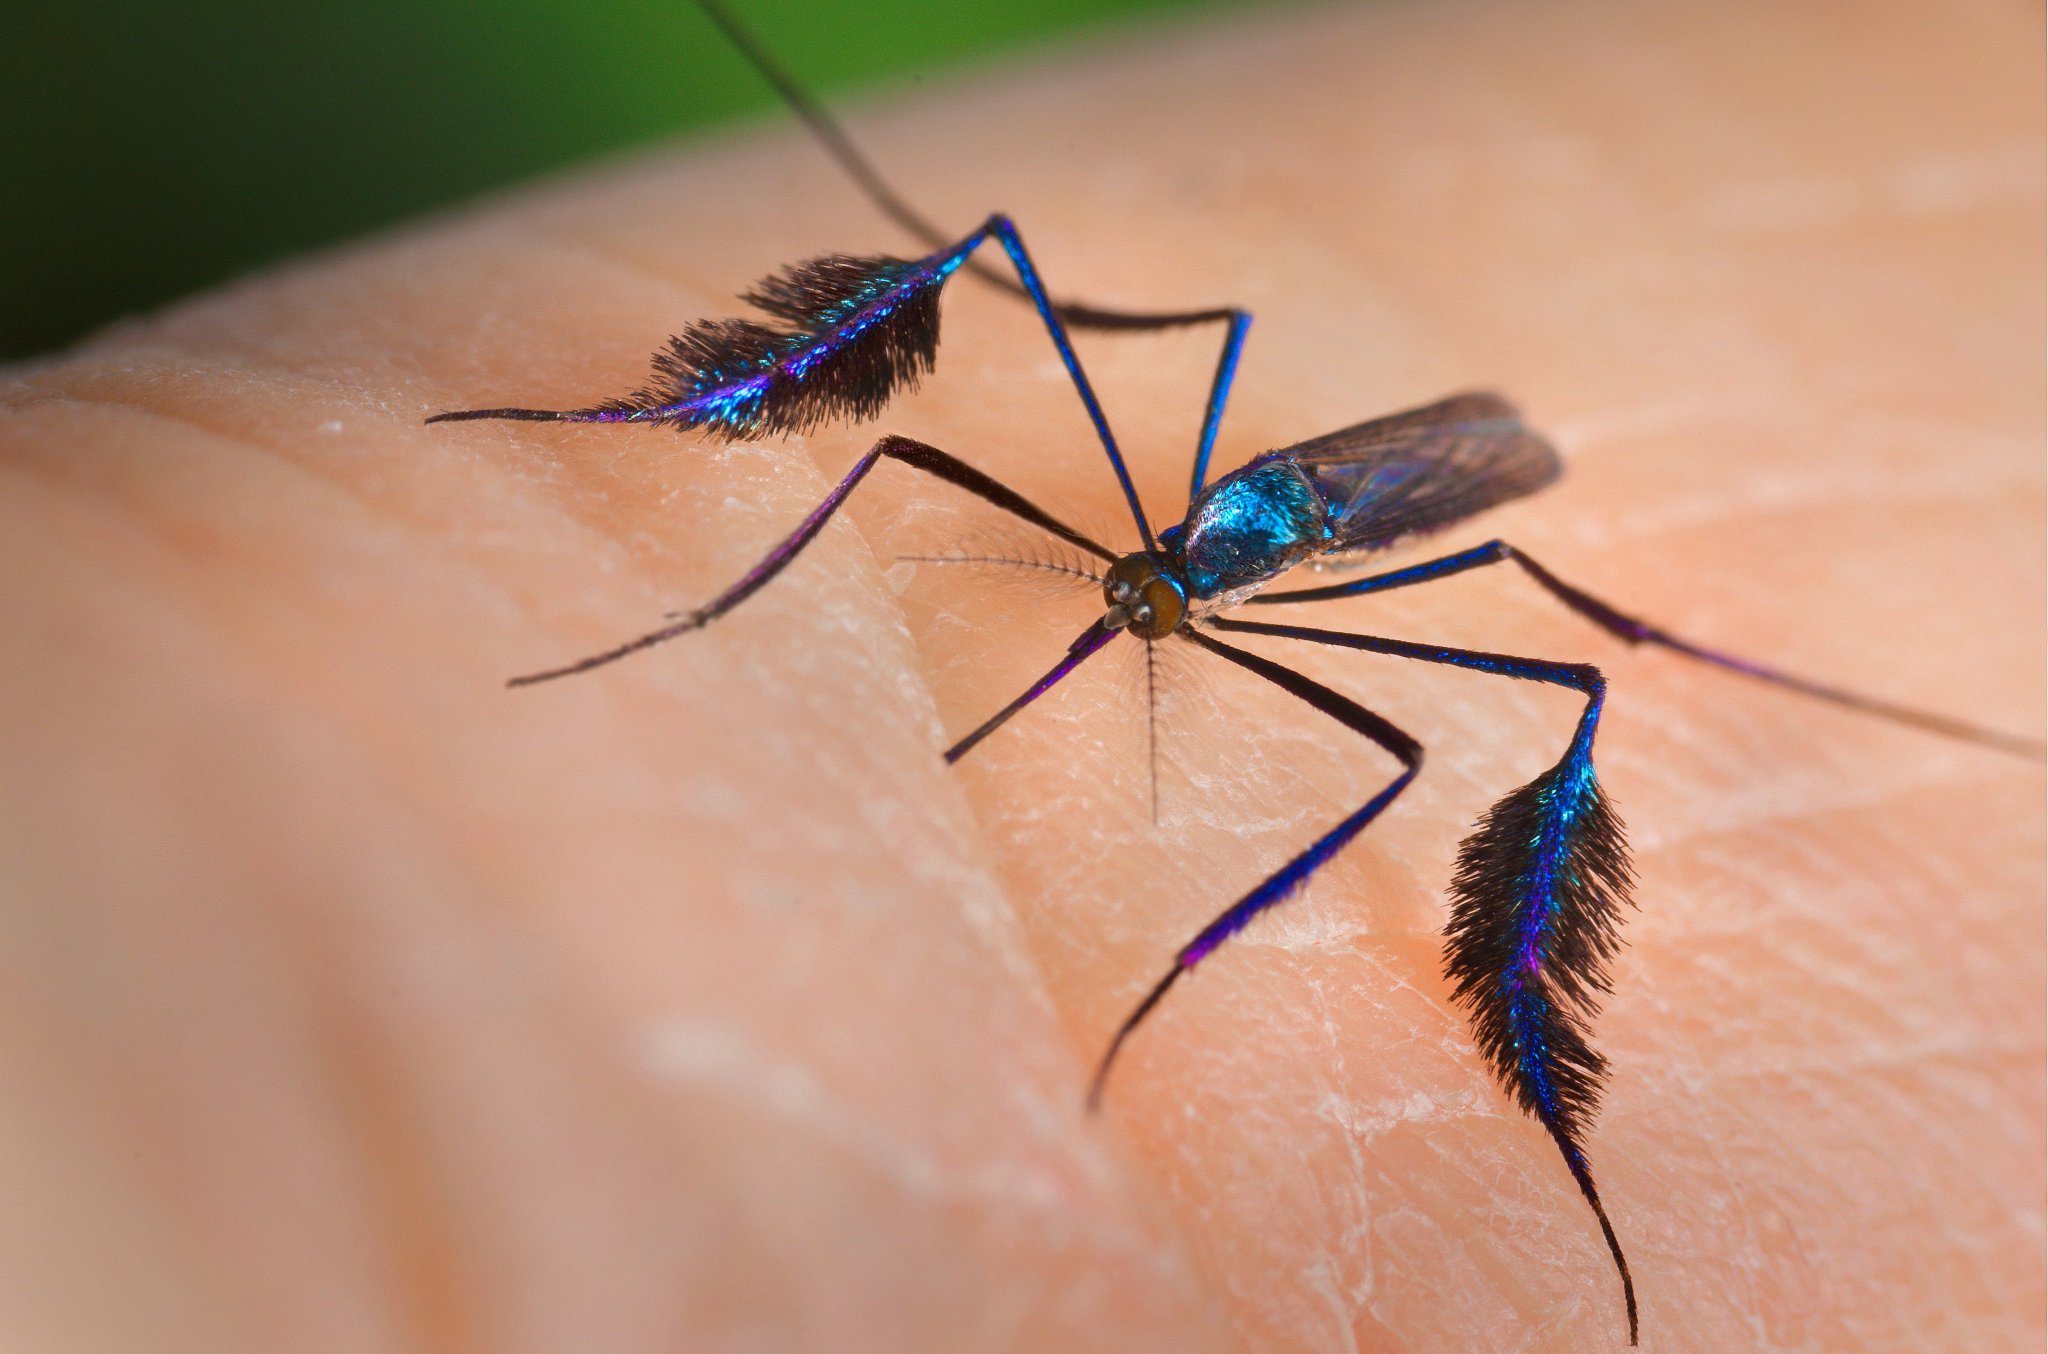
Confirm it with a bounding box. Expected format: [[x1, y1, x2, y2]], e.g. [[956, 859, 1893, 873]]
[[435, 21, 2043, 1340], [1168, 455, 1330, 599]]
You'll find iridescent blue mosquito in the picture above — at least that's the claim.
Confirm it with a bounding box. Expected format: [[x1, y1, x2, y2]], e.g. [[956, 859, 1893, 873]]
[[429, 4, 2043, 1344]]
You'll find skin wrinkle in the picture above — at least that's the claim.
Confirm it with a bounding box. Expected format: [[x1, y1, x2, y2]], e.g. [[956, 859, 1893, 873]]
[[1630, 765, 2024, 916], [8, 311, 1212, 1343], [518, 222, 725, 310], [1670, 1082, 1768, 1341], [1564, 432, 2040, 539], [182, 236, 698, 420], [0, 555, 292, 1354], [0, 392, 461, 555], [15, 500, 492, 1350], [1, 367, 635, 588], [1694, 147, 2041, 235], [642, 1018, 1104, 1215], [0, 1022, 261, 1353], [2, 0, 2043, 1350], [1297, 979, 1425, 1338]]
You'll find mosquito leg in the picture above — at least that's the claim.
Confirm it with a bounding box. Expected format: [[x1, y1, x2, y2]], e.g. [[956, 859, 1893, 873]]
[[1187, 309, 1252, 505], [1250, 538, 2043, 757], [696, 0, 1260, 531], [943, 620, 1121, 765], [1206, 614, 1641, 1341], [977, 216, 1162, 548], [785, 211, 1215, 552], [508, 434, 1112, 687], [436, 183, 1247, 545], [1250, 540, 1511, 605], [1089, 628, 1423, 1107], [1206, 617, 1606, 734], [694, 1, 1246, 331]]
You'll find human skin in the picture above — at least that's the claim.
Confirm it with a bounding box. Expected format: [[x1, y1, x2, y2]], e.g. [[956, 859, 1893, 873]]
[[0, 0, 2041, 1350]]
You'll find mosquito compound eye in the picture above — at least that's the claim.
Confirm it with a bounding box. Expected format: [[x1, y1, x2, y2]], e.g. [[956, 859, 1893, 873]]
[[1138, 575, 1186, 636]]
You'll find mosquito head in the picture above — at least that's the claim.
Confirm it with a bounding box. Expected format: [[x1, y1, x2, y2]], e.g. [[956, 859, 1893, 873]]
[[1102, 552, 1187, 639]]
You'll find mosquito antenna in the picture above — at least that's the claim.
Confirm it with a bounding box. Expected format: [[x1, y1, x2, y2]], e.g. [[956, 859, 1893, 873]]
[[897, 551, 1107, 588], [693, 0, 1238, 332], [694, 0, 948, 251], [1145, 637, 1162, 826]]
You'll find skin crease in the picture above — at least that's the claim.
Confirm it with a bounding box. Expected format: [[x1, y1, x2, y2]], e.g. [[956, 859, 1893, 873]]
[[0, 0, 2041, 1349]]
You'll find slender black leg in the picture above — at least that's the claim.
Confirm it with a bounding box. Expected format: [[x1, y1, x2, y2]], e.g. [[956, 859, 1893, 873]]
[[1210, 614, 1605, 708], [989, 214, 1266, 543], [978, 216, 1159, 548], [437, 209, 1227, 554], [1089, 628, 1423, 1108], [1207, 614, 1640, 1344], [1187, 309, 1252, 505], [695, 0, 1255, 517], [943, 620, 1122, 765], [508, 435, 1111, 687], [694, 1, 1244, 330], [1250, 538, 2043, 757]]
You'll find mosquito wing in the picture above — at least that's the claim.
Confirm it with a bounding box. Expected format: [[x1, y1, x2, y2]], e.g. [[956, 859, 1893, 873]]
[[1283, 392, 1562, 557]]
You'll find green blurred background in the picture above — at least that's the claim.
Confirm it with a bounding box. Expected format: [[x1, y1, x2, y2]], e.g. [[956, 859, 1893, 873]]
[[1, 0, 1232, 361]]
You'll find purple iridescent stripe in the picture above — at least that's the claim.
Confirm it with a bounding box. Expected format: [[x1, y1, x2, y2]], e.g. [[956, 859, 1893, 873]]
[[1177, 765, 1418, 968], [1506, 704, 1602, 1118], [589, 238, 981, 428], [943, 621, 1120, 765]]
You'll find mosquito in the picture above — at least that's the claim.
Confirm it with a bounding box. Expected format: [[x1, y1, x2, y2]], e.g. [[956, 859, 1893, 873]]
[[428, 3, 2042, 1342]]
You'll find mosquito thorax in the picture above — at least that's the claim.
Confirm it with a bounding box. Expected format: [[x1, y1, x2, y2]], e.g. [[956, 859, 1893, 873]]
[[1102, 552, 1187, 639]]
